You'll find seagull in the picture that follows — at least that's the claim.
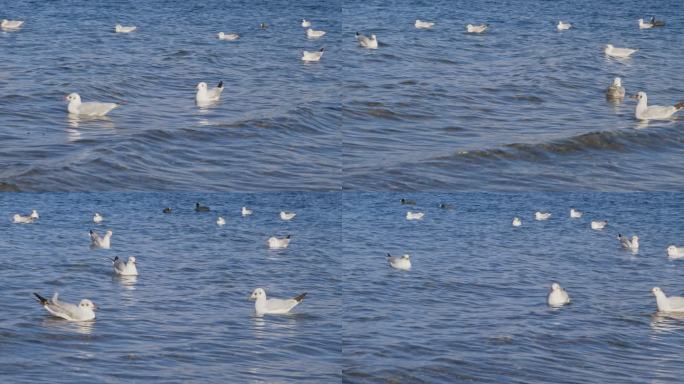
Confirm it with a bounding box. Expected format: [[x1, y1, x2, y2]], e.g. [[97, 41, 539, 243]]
[[466, 24, 488, 33], [217, 32, 239, 41], [631, 91, 684, 120], [33, 293, 96, 321], [115, 24, 136, 33], [652, 287, 684, 312], [217, 217, 226, 226], [268, 235, 291, 249], [414, 20, 434, 29], [400, 198, 416, 205], [13, 211, 37, 224], [90, 229, 112, 249], [512, 217, 522, 227], [306, 28, 326, 39], [604, 44, 637, 58], [259, 22, 268, 29], [111, 256, 138, 276], [65, 93, 118, 116], [1, 19, 24, 30], [570, 208, 582, 218], [557, 21, 572, 30], [387, 253, 411, 270], [591, 220, 607, 230], [667, 245, 684, 259], [618, 234, 639, 251], [93, 213, 103, 223], [302, 48, 324, 62], [356, 32, 378, 49], [195, 81, 224, 106], [195, 203, 210, 212], [535, 212, 551, 221], [301, 19, 311, 28], [650, 16, 665, 27], [606, 77, 625, 100], [406, 211, 424, 220], [163, 207, 172, 214], [280, 211, 296, 221], [638, 19, 653, 29], [249, 288, 306, 316], [241, 207, 252, 216], [547, 283, 570, 307]]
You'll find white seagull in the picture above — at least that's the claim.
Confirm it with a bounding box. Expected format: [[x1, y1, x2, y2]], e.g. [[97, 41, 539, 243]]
[[466, 24, 488, 33], [268, 235, 291, 249], [65, 93, 118, 116], [302, 48, 324, 62], [13, 210, 38, 224], [306, 28, 326, 39], [195, 81, 224, 106], [111, 256, 138, 276], [115, 24, 136, 33], [90, 229, 112, 249], [414, 20, 434, 29], [547, 283, 570, 307], [591, 220, 607, 230], [512, 217, 522, 227], [618, 234, 639, 251], [280, 211, 296, 221], [1, 19, 24, 30], [631, 91, 684, 120], [34, 292, 96, 321], [406, 211, 424, 220], [250, 288, 307, 316], [535, 212, 551, 221], [301, 19, 311, 28], [604, 44, 637, 58], [606, 77, 625, 100], [387, 253, 411, 270], [93, 213, 103, 223], [557, 21, 572, 30], [652, 287, 684, 312], [217, 217, 226, 226], [356, 32, 378, 49], [667, 245, 684, 259], [217, 32, 239, 41], [638, 19, 654, 29], [242, 207, 252, 216], [570, 208, 582, 218]]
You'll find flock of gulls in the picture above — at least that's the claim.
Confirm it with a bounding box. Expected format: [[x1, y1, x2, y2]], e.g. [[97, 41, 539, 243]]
[[393, 198, 684, 312], [12, 203, 306, 321]]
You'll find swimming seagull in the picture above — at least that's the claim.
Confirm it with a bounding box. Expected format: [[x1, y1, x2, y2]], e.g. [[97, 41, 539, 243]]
[[570, 208, 582, 218], [268, 235, 291, 249], [387, 253, 411, 270], [652, 287, 684, 312], [249, 288, 306, 316], [466, 24, 488, 33], [356, 32, 378, 49], [591, 220, 607, 230], [414, 20, 434, 29], [512, 217, 522, 227], [241, 207, 252, 216], [618, 234, 639, 251], [13, 210, 38, 224], [604, 44, 637, 58], [65, 93, 118, 116], [535, 212, 551, 221], [667, 245, 684, 259], [280, 211, 296, 221], [217, 32, 239, 41], [557, 21, 572, 30], [1, 19, 24, 30], [406, 211, 424, 220], [195, 202, 210, 212], [90, 229, 112, 249], [547, 283, 570, 307], [195, 81, 224, 106], [111, 256, 138, 276], [217, 217, 226, 226], [34, 293, 96, 322], [631, 91, 684, 120], [115, 24, 137, 33], [306, 28, 326, 39], [606, 77, 625, 100], [302, 48, 324, 62], [638, 19, 654, 29], [93, 213, 103, 223], [301, 19, 311, 28]]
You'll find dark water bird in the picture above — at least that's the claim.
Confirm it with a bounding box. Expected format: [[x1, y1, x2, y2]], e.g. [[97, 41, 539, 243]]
[[195, 203, 210, 212], [439, 203, 454, 209], [163, 207, 172, 213], [650, 16, 665, 27], [260, 22, 268, 29], [400, 198, 416, 205]]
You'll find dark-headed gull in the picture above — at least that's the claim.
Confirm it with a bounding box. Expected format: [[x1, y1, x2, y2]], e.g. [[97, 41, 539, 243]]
[[268, 235, 291, 249], [387, 253, 411, 270], [111, 256, 138, 276], [250, 288, 306, 316], [400, 198, 416, 205], [356, 32, 378, 49], [65, 93, 118, 116], [618, 234, 639, 251], [547, 283, 570, 307], [631, 91, 684, 120], [652, 287, 684, 312], [302, 48, 324, 62], [90, 229, 112, 249], [195, 202, 210, 212], [34, 292, 96, 321]]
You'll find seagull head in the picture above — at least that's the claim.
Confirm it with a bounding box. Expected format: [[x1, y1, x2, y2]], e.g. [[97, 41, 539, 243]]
[[128, 256, 137, 264], [604, 44, 614, 50], [196, 82, 208, 90], [80, 299, 96, 311], [250, 288, 266, 300], [668, 245, 677, 253], [65, 93, 81, 103], [218, 32, 224, 38], [402, 254, 410, 260], [466, 24, 473, 28], [652, 287, 662, 295]]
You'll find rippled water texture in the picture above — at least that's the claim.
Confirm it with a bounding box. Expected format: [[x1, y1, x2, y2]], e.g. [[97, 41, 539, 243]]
[[0, 1, 341, 191], [0, 192, 341, 382], [343, 192, 684, 382], [343, 0, 684, 190]]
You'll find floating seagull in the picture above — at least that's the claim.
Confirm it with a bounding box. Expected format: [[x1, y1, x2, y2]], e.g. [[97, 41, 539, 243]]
[[631, 91, 684, 120], [650, 16, 665, 27], [217, 32, 239, 41], [652, 287, 684, 312], [400, 198, 416, 205], [406, 211, 424, 220], [356, 32, 378, 49], [557, 21, 572, 30], [90, 229, 112, 249], [93, 213, 103, 223], [606, 77, 625, 100], [306, 28, 326, 39], [667, 245, 684, 259], [591, 220, 607, 230], [163, 207, 172, 214], [466, 24, 488, 33], [195, 81, 223, 106], [387, 253, 411, 270], [414, 20, 434, 29], [547, 283, 570, 307], [217, 217, 226, 226], [535, 212, 551, 221], [111, 256, 138, 276], [280, 211, 296, 221], [115, 24, 136, 33], [13, 210, 38, 224], [34, 293, 96, 322], [241, 206, 252, 216], [1, 19, 24, 30], [195, 203, 210, 212], [302, 48, 324, 62], [249, 288, 306, 316], [570, 208, 582, 218], [512, 217, 522, 227], [268, 235, 291, 249], [604, 44, 637, 58], [638, 19, 653, 29], [65, 93, 118, 116], [618, 234, 639, 251], [301, 19, 311, 28]]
